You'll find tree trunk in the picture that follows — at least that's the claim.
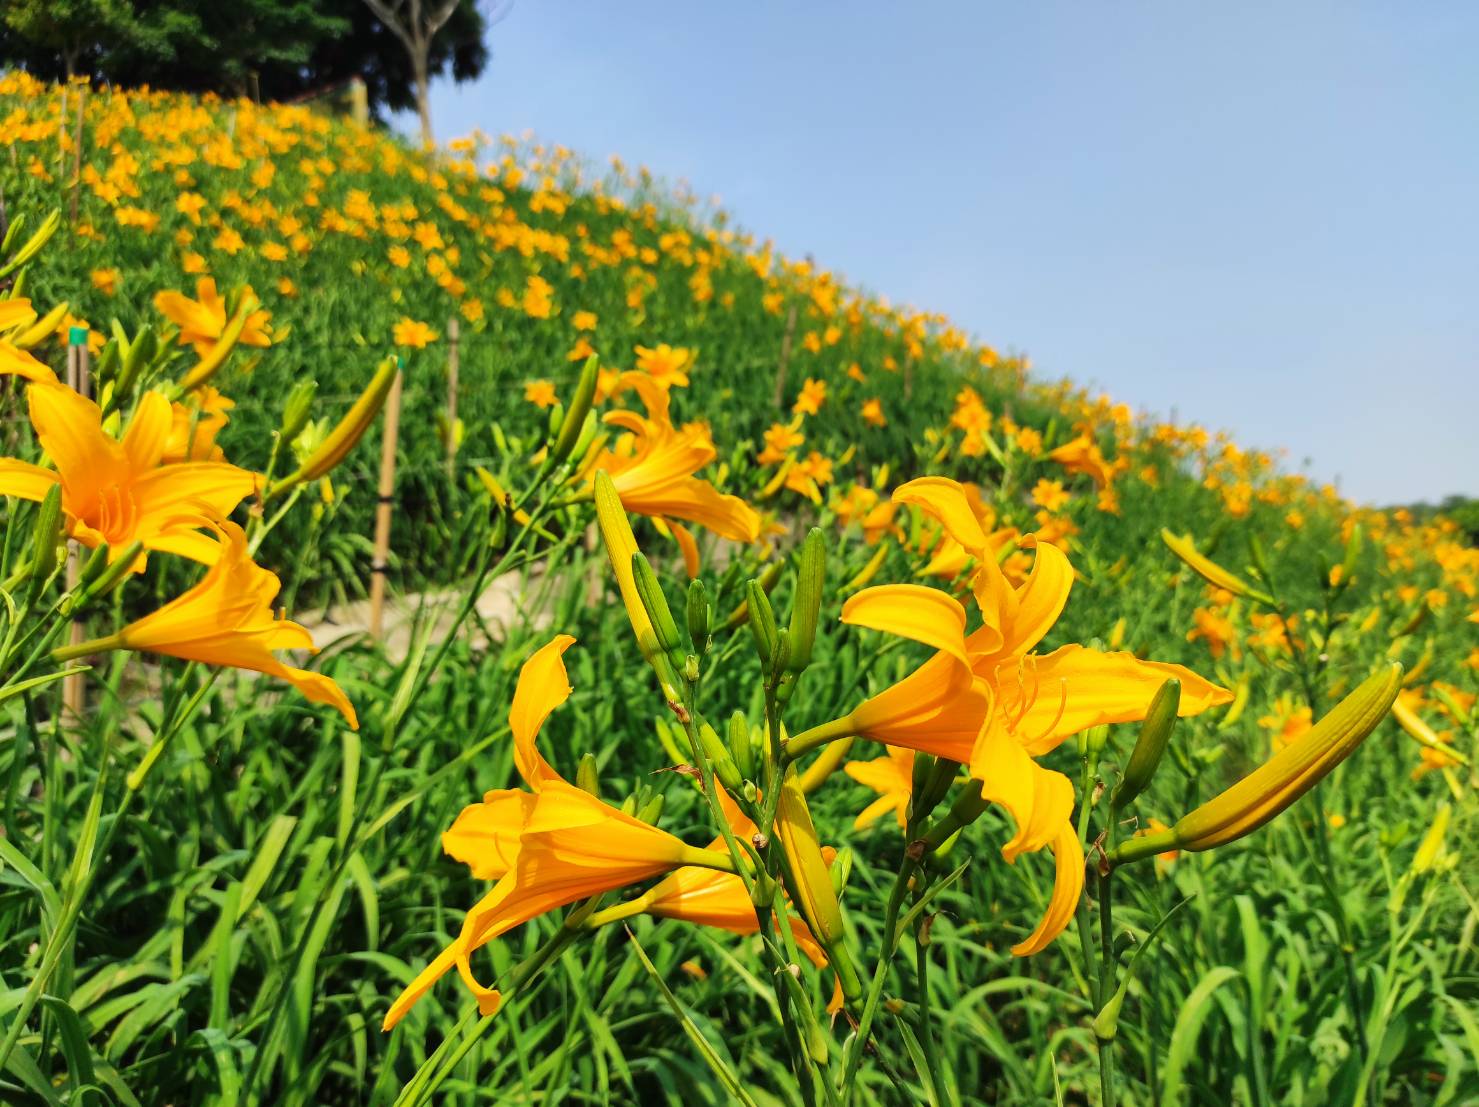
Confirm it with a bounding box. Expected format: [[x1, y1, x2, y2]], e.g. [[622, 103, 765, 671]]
[[414, 53, 433, 146]]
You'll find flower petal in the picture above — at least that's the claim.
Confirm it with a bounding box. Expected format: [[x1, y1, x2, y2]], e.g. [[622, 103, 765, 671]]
[[510, 635, 577, 789], [842, 583, 970, 667], [1010, 644, 1233, 756], [1011, 824, 1084, 956]]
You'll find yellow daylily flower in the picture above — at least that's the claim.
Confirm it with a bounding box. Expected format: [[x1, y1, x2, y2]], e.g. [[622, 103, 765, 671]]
[[843, 746, 914, 829], [0, 382, 257, 565], [588, 372, 760, 543], [384, 636, 730, 1030], [62, 521, 355, 727]]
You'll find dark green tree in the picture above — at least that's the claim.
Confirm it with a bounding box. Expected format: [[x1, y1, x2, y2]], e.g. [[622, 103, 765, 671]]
[[0, 0, 488, 119]]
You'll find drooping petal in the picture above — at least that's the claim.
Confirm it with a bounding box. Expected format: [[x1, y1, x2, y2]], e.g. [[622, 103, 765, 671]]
[[970, 719, 1075, 861], [893, 477, 988, 552], [510, 635, 576, 789], [1010, 824, 1084, 956], [841, 583, 970, 667]]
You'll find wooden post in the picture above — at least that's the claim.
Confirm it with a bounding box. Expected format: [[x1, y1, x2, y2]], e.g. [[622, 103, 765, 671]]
[[772, 298, 798, 411], [368, 365, 404, 641], [63, 329, 90, 721], [445, 316, 459, 475]]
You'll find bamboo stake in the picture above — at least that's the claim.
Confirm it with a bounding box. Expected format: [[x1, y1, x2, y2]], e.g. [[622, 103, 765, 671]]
[[367, 365, 404, 640], [62, 329, 90, 722], [445, 316, 459, 475]]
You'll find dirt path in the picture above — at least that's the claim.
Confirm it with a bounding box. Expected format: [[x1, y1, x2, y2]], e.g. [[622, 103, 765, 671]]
[[298, 569, 556, 662]]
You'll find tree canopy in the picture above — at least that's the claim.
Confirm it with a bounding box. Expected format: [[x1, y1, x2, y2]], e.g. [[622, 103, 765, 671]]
[[0, 0, 487, 117]]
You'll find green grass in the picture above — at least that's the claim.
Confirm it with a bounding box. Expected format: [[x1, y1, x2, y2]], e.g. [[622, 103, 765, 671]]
[[0, 75, 1474, 1105]]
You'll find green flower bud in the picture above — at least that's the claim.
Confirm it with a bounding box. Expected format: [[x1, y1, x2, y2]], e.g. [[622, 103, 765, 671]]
[[280, 379, 318, 442], [551, 354, 599, 464], [785, 527, 826, 674], [686, 578, 710, 655], [576, 752, 601, 798], [745, 578, 779, 665], [632, 552, 683, 664], [1110, 678, 1181, 810], [26, 484, 64, 602]]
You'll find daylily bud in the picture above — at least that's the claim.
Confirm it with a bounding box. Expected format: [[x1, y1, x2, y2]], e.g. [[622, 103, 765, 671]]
[[1112, 664, 1401, 863], [179, 294, 256, 391], [576, 752, 601, 798], [728, 711, 754, 780], [1411, 804, 1450, 874], [595, 472, 679, 693], [776, 781, 861, 1000], [698, 720, 743, 792], [1111, 679, 1181, 810], [13, 302, 69, 350], [70, 540, 144, 611], [0, 211, 27, 254], [746, 578, 779, 666], [829, 846, 853, 897], [785, 527, 826, 674], [551, 354, 599, 465], [270, 357, 397, 496], [686, 578, 710, 655], [0, 209, 60, 279], [636, 791, 665, 826], [1161, 529, 1274, 605], [113, 324, 154, 399], [279, 379, 317, 442], [26, 484, 64, 602], [1217, 676, 1250, 731], [632, 552, 684, 666]]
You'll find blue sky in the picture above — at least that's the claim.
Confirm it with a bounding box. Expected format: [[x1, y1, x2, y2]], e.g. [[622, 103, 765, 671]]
[[399, 2, 1479, 505]]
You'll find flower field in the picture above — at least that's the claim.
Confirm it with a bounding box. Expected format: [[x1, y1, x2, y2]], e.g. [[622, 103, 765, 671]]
[[0, 73, 1475, 1106]]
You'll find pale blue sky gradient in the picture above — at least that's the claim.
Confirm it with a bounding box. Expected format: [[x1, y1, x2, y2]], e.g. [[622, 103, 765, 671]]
[[399, 2, 1479, 505]]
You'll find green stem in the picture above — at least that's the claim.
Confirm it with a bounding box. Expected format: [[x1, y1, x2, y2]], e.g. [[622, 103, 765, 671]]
[[840, 854, 917, 1103], [783, 715, 855, 763]]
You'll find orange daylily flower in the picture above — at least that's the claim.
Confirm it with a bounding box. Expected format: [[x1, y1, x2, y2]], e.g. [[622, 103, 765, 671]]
[[0, 298, 37, 333], [633, 343, 692, 389], [843, 746, 914, 829], [0, 382, 257, 565], [81, 520, 355, 727], [384, 636, 730, 1030], [392, 317, 438, 348], [590, 372, 760, 543], [826, 477, 1230, 955], [793, 377, 827, 416], [163, 386, 234, 463], [1047, 433, 1118, 490], [0, 341, 58, 384], [154, 277, 272, 355]]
